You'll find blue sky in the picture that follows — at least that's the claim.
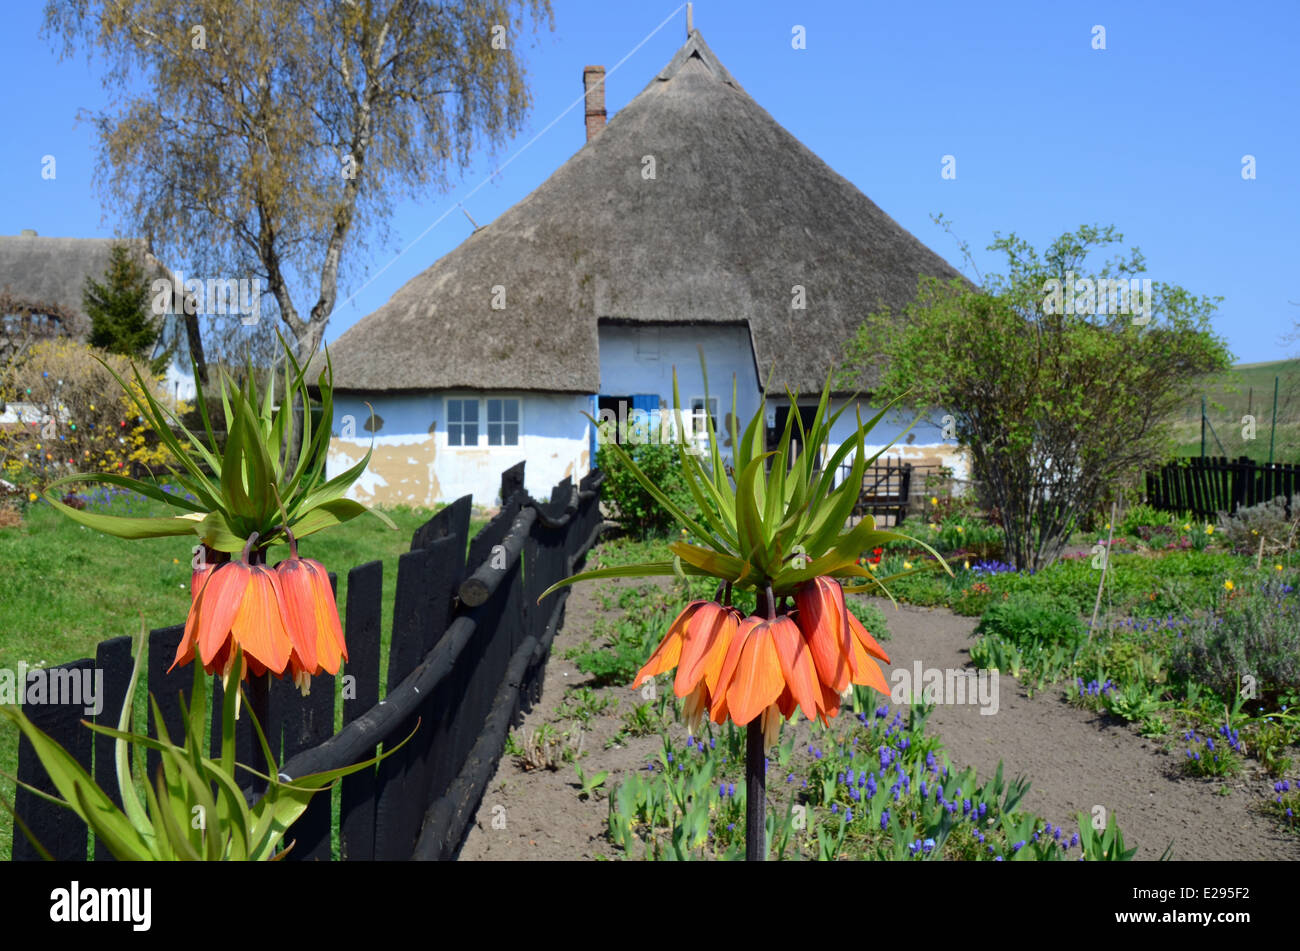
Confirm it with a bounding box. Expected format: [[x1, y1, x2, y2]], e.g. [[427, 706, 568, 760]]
[[2, 0, 1297, 364]]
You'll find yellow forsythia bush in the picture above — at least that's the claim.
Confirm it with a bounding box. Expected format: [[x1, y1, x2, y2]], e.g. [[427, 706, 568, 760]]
[[0, 338, 185, 486]]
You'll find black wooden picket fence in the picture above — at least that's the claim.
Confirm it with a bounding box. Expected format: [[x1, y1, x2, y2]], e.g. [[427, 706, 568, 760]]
[[9, 462, 604, 861], [1145, 455, 1299, 521]]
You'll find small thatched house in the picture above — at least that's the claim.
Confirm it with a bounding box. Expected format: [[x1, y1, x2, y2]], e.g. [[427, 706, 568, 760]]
[[0, 231, 196, 403], [319, 31, 967, 507]]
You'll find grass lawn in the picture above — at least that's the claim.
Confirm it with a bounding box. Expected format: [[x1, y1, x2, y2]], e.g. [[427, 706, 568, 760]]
[[0, 490, 485, 860]]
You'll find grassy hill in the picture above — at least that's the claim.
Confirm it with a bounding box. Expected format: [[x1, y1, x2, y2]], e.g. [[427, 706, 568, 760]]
[[1170, 357, 1300, 464]]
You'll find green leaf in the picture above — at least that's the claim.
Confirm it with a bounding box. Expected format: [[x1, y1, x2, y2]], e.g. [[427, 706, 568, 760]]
[[291, 497, 394, 539], [537, 561, 700, 602], [39, 494, 203, 541]]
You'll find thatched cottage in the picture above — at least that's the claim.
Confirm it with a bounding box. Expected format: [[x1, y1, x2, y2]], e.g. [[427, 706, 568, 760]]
[[0, 232, 196, 404], [319, 31, 967, 507]]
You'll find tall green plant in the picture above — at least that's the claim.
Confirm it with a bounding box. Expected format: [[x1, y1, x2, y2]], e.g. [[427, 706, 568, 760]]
[[544, 367, 949, 601], [1, 631, 408, 860]]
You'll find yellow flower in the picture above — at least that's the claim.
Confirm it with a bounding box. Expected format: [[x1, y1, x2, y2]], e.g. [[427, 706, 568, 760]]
[[903, 561, 913, 570], [1183, 523, 1190, 531], [867, 562, 877, 571], [930, 497, 938, 506], [1205, 525, 1214, 535], [956, 525, 964, 534], [28, 492, 37, 502], [1223, 579, 1234, 591], [1276, 564, 1284, 572], [1251, 529, 1258, 535], [929, 522, 938, 530], [964, 560, 971, 570]]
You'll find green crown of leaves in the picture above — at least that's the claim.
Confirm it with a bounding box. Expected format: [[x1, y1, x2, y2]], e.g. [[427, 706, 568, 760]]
[[541, 361, 950, 601], [43, 336, 394, 553]]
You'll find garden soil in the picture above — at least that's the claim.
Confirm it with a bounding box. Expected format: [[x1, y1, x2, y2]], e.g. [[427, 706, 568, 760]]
[[459, 574, 1300, 862]]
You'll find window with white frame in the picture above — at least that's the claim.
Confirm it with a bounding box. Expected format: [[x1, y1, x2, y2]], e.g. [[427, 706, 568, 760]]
[[487, 398, 520, 446], [690, 397, 718, 442], [446, 397, 520, 447], [446, 398, 479, 446]]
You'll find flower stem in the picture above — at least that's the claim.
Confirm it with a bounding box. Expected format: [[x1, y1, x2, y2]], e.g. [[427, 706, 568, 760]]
[[247, 672, 272, 796], [241, 531, 261, 564], [746, 718, 766, 861]]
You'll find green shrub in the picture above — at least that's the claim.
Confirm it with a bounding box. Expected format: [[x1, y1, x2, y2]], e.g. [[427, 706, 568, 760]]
[[1170, 579, 1300, 701], [974, 591, 1085, 651], [1215, 495, 1300, 555], [1119, 502, 1175, 537], [848, 599, 891, 642], [596, 441, 696, 538]]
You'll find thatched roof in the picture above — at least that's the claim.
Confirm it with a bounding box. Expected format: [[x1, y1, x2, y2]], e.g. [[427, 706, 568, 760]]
[[319, 31, 964, 396], [0, 233, 174, 339]]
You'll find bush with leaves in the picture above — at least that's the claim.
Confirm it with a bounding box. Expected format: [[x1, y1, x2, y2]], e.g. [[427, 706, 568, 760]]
[[1214, 495, 1300, 556], [0, 339, 182, 487], [841, 224, 1233, 572], [1170, 579, 1300, 702], [595, 437, 696, 538], [974, 590, 1086, 651], [1120, 502, 1176, 538]]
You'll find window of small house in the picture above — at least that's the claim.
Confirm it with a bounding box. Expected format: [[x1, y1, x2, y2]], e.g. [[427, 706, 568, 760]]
[[447, 398, 479, 446], [487, 398, 519, 446], [690, 397, 718, 441]]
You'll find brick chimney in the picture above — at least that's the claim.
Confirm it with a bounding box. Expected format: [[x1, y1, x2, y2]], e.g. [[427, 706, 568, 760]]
[[583, 65, 606, 142]]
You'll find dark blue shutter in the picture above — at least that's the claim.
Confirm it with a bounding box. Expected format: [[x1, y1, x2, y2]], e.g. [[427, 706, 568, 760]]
[[632, 394, 659, 437]]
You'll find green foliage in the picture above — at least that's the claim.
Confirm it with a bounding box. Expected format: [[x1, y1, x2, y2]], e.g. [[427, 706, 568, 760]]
[[1169, 579, 1300, 700], [0, 637, 402, 860], [555, 686, 616, 725], [603, 710, 1137, 861], [1120, 503, 1176, 537], [1249, 721, 1296, 777], [44, 0, 557, 358], [596, 440, 696, 539], [886, 514, 1004, 559], [83, 242, 165, 370], [1076, 811, 1140, 861], [1179, 727, 1242, 779], [547, 364, 949, 603], [975, 591, 1086, 650], [574, 764, 608, 801], [42, 334, 396, 553], [842, 224, 1233, 572], [1215, 495, 1300, 555]]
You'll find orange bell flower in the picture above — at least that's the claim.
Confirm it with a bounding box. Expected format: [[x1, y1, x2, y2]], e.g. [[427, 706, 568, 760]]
[[172, 557, 293, 679], [275, 546, 348, 691], [633, 600, 740, 733], [794, 576, 891, 697]]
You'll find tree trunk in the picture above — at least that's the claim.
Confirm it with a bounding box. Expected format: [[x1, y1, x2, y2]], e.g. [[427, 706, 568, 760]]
[[183, 310, 208, 386]]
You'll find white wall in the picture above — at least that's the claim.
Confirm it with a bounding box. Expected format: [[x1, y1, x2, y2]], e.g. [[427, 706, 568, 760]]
[[767, 395, 972, 489], [327, 390, 591, 508], [597, 323, 762, 458]]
